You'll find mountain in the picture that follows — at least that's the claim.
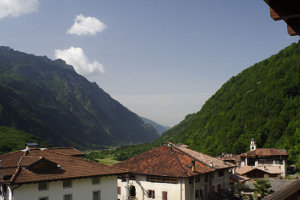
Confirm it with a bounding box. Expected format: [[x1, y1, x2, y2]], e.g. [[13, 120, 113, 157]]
[[0, 126, 43, 154], [0, 47, 159, 149], [141, 117, 170, 135], [159, 41, 300, 165]]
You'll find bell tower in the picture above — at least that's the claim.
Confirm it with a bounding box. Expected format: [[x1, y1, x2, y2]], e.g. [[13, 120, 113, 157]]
[[250, 138, 256, 151]]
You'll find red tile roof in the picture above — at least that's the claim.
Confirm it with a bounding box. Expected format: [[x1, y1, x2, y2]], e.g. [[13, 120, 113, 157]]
[[0, 148, 126, 185], [236, 166, 283, 175], [47, 147, 85, 156], [229, 173, 250, 183], [114, 144, 219, 177], [174, 144, 235, 169], [239, 148, 288, 158], [217, 153, 239, 163]]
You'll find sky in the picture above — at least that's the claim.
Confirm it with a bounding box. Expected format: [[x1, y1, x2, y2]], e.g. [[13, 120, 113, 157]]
[[0, 0, 298, 127]]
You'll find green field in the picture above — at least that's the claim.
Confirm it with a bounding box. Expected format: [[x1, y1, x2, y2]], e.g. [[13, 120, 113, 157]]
[[96, 156, 120, 165]]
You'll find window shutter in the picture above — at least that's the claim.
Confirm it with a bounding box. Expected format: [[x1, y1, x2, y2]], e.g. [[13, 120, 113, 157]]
[[162, 191, 167, 200], [153, 190, 155, 198]]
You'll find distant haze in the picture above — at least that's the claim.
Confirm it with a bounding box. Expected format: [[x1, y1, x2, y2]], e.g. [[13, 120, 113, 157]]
[[141, 117, 170, 135]]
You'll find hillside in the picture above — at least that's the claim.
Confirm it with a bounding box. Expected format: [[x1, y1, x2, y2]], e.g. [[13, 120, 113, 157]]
[[160, 41, 300, 165], [0, 47, 159, 150], [141, 117, 170, 135], [0, 126, 43, 154]]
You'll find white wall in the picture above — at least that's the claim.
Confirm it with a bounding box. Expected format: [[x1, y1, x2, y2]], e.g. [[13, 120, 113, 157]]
[[239, 157, 287, 176], [118, 172, 230, 200], [211, 170, 230, 191], [184, 170, 230, 200], [13, 176, 117, 200], [117, 175, 186, 200], [184, 175, 207, 200]]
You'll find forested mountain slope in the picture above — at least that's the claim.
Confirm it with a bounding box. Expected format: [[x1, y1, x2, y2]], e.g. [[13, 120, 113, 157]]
[[160, 41, 300, 165], [141, 117, 170, 135], [0, 126, 43, 154], [0, 47, 158, 149]]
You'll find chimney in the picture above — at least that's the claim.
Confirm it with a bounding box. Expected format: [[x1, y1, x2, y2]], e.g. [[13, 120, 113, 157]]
[[26, 143, 39, 149], [209, 161, 213, 167], [192, 160, 196, 172], [168, 143, 173, 152]]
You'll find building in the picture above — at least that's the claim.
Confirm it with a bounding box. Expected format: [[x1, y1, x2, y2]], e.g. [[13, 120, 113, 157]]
[[0, 147, 126, 200], [217, 154, 249, 184], [114, 143, 234, 200], [235, 166, 283, 179], [217, 154, 239, 166], [237, 139, 288, 179]]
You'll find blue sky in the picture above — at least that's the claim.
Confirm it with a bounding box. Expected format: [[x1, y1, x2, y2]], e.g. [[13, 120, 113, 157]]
[[0, 0, 298, 126]]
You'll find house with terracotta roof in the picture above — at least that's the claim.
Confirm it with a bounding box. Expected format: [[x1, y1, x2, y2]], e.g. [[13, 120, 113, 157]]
[[237, 139, 288, 179], [113, 143, 234, 200], [217, 153, 239, 166], [0, 146, 126, 200]]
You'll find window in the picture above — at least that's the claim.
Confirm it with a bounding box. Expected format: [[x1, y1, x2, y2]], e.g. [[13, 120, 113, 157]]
[[92, 177, 101, 184], [129, 186, 136, 197], [147, 190, 155, 198], [275, 160, 283, 165], [217, 184, 222, 194], [129, 174, 136, 180], [195, 190, 200, 198], [162, 191, 167, 200], [205, 174, 208, 182], [218, 170, 224, 177], [248, 159, 256, 166], [38, 182, 48, 191], [146, 175, 178, 184], [117, 187, 121, 195], [64, 194, 72, 200], [63, 179, 72, 188], [195, 175, 200, 182], [258, 159, 273, 165], [39, 197, 48, 200], [93, 191, 101, 200], [118, 174, 127, 182]]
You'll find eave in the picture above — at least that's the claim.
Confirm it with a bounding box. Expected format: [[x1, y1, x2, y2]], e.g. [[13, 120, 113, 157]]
[[264, 0, 300, 36]]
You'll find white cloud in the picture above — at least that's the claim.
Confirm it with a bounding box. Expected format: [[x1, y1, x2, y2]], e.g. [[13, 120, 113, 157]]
[[0, 0, 39, 20], [67, 14, 107, 36], [54, 47, 105, 76]]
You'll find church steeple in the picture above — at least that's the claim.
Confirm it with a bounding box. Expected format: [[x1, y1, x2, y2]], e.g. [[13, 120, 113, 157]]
[[250, 138, 256, 151]]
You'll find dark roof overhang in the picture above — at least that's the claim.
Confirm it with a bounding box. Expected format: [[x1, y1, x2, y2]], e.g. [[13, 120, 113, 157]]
[[264, 0, 300, 36]]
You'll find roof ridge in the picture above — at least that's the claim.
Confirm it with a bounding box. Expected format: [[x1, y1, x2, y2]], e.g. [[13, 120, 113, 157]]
[[172, 145, 214, 170], [49, 147, 74, 149], [9, 166, 22, 183], [45, 149, 123, 170]]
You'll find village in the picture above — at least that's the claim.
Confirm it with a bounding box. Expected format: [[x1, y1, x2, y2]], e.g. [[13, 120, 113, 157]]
[[0, 0, 300, 200], [0, 139, 299, 200]]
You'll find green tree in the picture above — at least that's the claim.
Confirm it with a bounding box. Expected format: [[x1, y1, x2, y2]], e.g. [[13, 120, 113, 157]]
[[253, 180, 273, 199], [234, 183, 251, 199]]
